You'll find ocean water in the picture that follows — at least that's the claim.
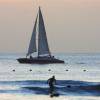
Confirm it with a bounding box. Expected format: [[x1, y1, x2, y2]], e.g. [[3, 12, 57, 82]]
[[0, 53, 100, 100]]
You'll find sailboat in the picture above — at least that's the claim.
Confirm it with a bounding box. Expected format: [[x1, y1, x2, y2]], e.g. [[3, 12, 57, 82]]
[[17, 7, 64, 64]]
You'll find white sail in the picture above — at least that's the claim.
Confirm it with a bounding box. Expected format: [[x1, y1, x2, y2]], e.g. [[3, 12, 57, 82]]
[[38, 7, 51, 56], [27, 15, 38, 56]]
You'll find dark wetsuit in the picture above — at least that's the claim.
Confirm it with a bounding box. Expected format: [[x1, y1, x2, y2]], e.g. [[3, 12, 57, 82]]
[[47, 77, 56, 94]]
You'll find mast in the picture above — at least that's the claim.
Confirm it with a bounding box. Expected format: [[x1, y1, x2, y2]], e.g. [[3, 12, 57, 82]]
[[38, 7, 51, 57]]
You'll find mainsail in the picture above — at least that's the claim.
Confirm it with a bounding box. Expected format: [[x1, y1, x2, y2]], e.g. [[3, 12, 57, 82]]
[[27, 15, 38, 56], [38, 7, 51, 56]]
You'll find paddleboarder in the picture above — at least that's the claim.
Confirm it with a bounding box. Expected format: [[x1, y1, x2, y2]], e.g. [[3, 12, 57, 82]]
[[47, 76, 56, 95]]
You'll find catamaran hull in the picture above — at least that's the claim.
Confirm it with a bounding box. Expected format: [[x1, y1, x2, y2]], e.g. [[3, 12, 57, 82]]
[[17, 57, 64, 64]]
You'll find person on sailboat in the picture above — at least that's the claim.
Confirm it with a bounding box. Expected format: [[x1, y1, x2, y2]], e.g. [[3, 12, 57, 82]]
[[30, 55, 33, 59], [47, 76, 56, 94]]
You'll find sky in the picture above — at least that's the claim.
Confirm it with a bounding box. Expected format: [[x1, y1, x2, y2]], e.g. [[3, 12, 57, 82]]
[[0, 0, 100, 53]]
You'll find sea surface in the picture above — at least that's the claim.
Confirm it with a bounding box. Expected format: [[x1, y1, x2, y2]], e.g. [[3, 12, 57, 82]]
[[0, 53, 100, 100]]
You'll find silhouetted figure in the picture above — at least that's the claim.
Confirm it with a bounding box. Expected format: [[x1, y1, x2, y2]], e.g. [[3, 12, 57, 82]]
[[30, 55, 33, 59], [47, 76, 56, 95]]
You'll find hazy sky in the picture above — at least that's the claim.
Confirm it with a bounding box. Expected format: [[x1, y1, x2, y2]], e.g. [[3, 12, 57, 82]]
[[0, 0, 100, 53]]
